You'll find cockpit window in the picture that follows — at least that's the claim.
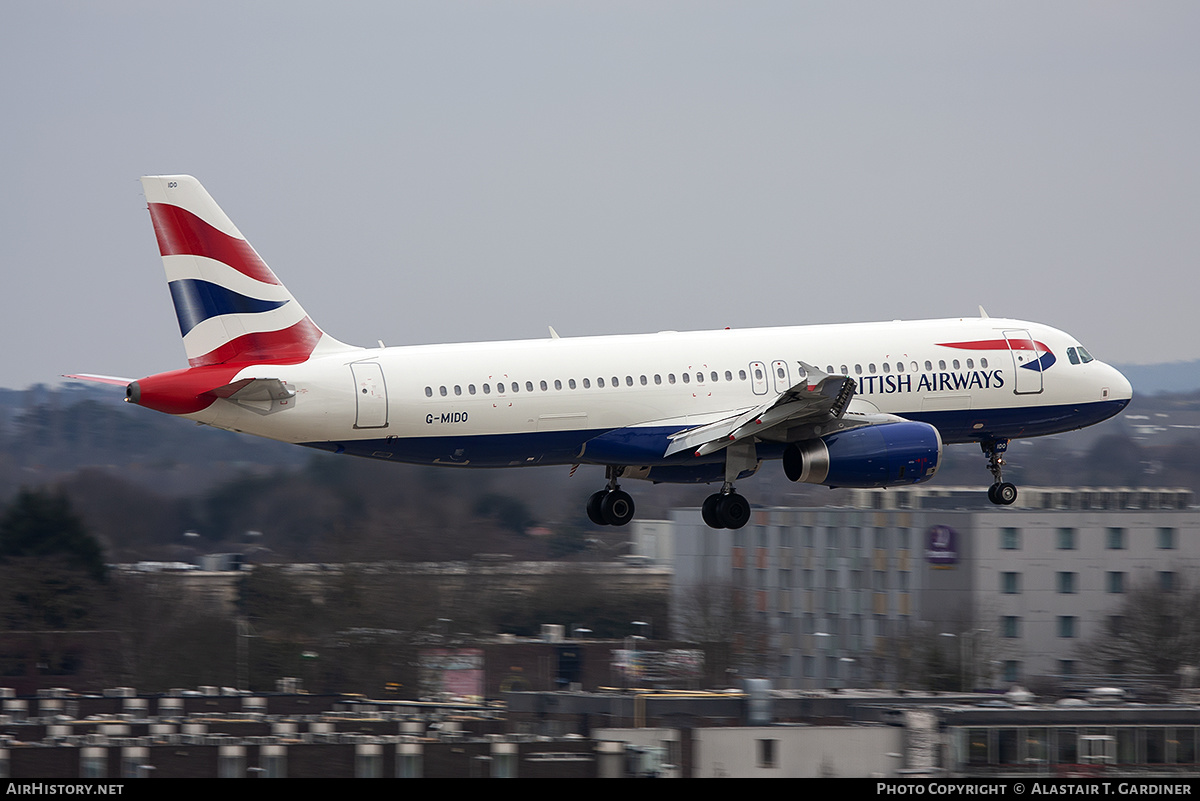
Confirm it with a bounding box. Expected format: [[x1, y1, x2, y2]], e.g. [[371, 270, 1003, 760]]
[[1077, 346, 1094, 363], [1068, 347, 1080, 365]]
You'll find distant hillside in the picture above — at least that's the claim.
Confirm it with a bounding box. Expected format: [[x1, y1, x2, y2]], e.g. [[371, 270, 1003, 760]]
[[1114, 360, 1200, 395]]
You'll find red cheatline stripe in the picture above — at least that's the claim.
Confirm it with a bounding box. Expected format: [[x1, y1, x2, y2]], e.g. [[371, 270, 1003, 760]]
[[189, 318, 323, 367], [148, 203, 281, 286], [937, 339, 1048, 352]]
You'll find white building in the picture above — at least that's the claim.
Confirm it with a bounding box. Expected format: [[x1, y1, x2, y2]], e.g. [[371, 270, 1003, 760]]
[[661, 487, 1197, 689]]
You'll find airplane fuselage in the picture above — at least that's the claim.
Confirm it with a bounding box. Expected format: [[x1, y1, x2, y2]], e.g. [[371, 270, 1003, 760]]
[[161, 316, 1129, 475]]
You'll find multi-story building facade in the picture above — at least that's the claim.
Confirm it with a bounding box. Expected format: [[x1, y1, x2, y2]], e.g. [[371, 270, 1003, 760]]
[[659, 487, 1197, 690]]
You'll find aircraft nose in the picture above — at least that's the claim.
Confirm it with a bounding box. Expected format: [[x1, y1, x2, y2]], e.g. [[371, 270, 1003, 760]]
[[1105, 364, 1133, 406]]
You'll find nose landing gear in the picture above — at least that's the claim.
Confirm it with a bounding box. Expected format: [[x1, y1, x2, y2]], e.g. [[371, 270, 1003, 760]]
[[982, 439, 1018, 505]]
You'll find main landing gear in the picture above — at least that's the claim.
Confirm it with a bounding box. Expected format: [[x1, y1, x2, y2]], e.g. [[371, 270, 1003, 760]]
[[701, 488, 751, 530], [587, 467, 636, 526], [982, 439, 1018, 506]]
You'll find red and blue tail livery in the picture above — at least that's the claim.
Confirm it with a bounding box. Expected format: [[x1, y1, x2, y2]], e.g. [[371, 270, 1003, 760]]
[[68, 175, 1132, 528], [142, 176, 346, 368]]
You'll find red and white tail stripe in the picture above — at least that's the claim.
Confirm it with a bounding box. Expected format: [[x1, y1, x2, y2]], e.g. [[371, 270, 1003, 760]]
[[141, 175, 350, 367]]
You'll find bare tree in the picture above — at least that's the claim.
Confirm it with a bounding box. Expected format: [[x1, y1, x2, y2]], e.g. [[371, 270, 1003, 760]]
[[1079, 575, 1200, 679]]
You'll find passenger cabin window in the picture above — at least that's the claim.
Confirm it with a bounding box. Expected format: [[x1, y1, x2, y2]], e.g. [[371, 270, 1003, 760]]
[[425, 387, 432, 397]]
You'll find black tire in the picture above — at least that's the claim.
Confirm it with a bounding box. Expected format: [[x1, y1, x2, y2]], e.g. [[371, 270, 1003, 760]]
[[602, 490, 635, 526], [996, 482, 1018, 505], [586, 490, 609, 525], [717, 493, 751, 530], [987, 484, 999, 505], [702, 493, 724, 529]]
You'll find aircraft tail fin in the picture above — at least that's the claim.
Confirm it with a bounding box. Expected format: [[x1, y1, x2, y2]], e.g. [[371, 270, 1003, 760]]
[[141, 175, 355, 367]]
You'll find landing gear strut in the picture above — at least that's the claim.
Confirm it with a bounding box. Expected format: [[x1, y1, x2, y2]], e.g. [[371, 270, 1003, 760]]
[[587, 467, 635, 526], [702, 440, 756, 529], [982, 439, 1017, 506]]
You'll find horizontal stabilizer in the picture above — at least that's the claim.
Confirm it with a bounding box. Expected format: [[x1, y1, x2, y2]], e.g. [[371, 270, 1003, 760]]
[[63, 373, 134, 386]]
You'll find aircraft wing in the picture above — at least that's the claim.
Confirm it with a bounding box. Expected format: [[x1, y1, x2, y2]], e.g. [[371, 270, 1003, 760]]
[[664, 362, 859, 457]]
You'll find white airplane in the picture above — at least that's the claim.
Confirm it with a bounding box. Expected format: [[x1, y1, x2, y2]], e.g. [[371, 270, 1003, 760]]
[[70, 175, 1133, 529]]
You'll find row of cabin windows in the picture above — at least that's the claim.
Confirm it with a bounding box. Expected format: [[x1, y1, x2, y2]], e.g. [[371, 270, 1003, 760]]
[[826, 357, 988, 376], [425, 369, 753, 398], [423, 356, 992, 398]]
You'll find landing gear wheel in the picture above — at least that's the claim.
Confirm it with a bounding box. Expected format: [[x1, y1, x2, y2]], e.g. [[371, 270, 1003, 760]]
[[702, 494, 722, 528], [992, 482, 1018, 506], [586, 490, 609, 525], [717, 493, 751, 529], [702, 492, 750, 529], [982, 439, 1018, 506], [601, 489, 635, 526]]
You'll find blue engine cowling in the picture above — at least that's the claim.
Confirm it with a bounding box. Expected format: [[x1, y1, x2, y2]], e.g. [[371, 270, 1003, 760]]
[[783, 421, 942, 488]]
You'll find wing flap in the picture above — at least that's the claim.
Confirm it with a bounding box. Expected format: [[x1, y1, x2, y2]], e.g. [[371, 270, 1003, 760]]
[[665, 362, 859, 457]]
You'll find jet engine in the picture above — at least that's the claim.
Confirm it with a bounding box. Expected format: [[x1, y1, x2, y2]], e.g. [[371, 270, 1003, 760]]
[[782, 421, 941, 488]]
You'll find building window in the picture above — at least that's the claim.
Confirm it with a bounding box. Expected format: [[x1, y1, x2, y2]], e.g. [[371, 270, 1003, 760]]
[[1107, 572, 1126, 594], [1060, 659, 1077, 675], [758, 739, 778, 769], [1003, 661, 1021, 683], [1000, 527, 1020, 550], [1160, 571, 1176, 592], [1057, 572, 1077, 594], [1001, 572, 1020, 594], [1057, 528, 1077, 550], [1001, 616, 1021, 638], [1159, 527, 1177, 550], [1107, 527, 1126, 549], [1058, 616, 1077, 638]]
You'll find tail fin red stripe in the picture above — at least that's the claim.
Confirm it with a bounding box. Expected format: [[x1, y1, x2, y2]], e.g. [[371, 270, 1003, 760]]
[[188, 318, 322, 368], [148, 202, 281, 286]]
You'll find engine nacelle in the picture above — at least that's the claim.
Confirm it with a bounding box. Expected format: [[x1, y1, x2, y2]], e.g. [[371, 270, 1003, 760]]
[[782, 421, 942, 488]]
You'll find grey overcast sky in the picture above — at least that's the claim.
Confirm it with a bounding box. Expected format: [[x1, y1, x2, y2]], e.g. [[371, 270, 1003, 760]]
[[3, 2, 1198, 390]]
